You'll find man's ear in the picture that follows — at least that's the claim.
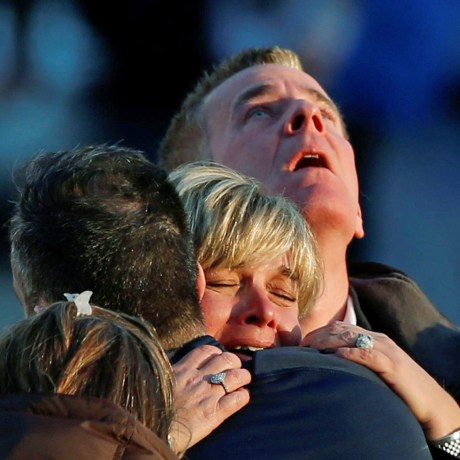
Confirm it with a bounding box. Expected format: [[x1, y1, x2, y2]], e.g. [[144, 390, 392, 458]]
[[196, 263, 206, 300], [354, 204, 365, 239]]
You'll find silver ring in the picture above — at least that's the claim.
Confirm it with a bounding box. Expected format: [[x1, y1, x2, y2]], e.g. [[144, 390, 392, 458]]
[[209, 371, 229, 393], [355, 333, 375, 349]]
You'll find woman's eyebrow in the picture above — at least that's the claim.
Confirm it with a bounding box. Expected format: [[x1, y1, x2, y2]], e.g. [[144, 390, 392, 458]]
[[279, 265, 299, 281]]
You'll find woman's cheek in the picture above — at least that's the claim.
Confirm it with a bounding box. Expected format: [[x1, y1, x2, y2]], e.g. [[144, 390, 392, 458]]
[[201, 292, 232, 338]]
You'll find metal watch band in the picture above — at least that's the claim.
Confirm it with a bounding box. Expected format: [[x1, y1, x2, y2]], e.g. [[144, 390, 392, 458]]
[[430, 429, 460, 458]]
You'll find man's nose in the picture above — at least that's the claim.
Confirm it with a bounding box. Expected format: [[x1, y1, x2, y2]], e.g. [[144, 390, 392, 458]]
[[284, 100, 325, 135], [238, 289, 276, 328]]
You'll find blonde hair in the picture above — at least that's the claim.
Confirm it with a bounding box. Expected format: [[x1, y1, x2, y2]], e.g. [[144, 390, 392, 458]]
[[169, 161, 322, 316], [0, 301, 174, 441], [159, 46, 346, 171]]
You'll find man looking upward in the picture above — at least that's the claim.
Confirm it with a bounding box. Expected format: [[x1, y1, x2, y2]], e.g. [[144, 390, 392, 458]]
[[158, 46, 460, 401]]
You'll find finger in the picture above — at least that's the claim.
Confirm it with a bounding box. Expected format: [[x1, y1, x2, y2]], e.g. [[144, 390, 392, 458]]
[[218, 386, 250, 413], [334, 343, 407, 389], [305, 328, 363, 349], [301, 324, 330, 345], [214, 368, 251, 393], [335, 346, 388, 370], [328, 322, 388, 344], [207, 368, 252, 400], [198, 351, 243, 374], [302, 322, 359, 348], [305, 322, 386, 351]]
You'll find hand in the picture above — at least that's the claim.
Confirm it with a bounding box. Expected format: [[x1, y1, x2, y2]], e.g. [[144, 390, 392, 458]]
[[169, 344, 251, 455], [302, 321, 460, 440]]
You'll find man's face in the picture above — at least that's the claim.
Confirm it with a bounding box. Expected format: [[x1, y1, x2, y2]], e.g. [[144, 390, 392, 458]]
[[202, 64, 364, 243], [201, 254, 302, 360]]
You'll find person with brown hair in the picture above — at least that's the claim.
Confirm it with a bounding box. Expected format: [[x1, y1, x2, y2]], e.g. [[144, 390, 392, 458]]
[[8, 145, 251, 456], [0, 293, 178, 459]]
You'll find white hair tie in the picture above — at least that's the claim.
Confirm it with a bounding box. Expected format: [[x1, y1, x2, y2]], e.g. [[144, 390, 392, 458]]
[[64, 290, 93, 316]]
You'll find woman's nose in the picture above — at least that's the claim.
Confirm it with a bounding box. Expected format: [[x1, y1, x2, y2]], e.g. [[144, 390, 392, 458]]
[[238, 289, 276, 328]]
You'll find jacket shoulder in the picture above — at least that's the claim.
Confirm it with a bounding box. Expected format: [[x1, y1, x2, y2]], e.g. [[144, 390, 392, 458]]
[[348, 260, 460, 403], [349, 260, 414, 280]]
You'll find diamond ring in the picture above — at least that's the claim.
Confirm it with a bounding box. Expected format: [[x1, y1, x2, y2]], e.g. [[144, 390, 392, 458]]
[[355, 333, 375, 349], [209, 371, 230, 393]]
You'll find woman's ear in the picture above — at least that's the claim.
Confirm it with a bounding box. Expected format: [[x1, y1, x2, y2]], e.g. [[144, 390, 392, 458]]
[[196, 263, 206, 300]]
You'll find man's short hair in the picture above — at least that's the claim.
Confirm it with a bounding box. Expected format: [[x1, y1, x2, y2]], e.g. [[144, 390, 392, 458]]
[[158, 46, 346, 171], [9, 144, 204, 349]]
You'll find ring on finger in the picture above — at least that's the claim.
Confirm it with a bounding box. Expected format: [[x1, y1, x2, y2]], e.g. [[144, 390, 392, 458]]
[[355, 333, 375, 350], [209, 371, 230, 394]]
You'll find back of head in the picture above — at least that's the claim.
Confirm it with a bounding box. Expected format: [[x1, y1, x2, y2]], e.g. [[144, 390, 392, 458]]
[[169, 161, 322, 315], [9, 144, 204, 349], [0, 299, 173, 439], [158, 47, 303, 171]]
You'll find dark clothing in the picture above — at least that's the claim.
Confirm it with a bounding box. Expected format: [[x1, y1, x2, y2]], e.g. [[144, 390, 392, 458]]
[[183, 341, 433, 460], [169, 335, 226, 364], [0, 393, 178, 460], [179, 262, 458, 459], [349, 261, 460, 402]]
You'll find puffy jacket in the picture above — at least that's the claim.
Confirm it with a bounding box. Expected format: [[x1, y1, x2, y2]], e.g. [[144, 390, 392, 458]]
[[0, 393, 178, 460]]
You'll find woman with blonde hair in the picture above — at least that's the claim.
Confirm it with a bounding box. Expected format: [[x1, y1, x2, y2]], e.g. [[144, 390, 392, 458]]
[[170, 160, 322, 355]]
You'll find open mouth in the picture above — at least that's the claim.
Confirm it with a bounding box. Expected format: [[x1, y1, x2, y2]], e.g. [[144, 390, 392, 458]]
[[293, 154, 326, 171], [231, 345, 266, 358]]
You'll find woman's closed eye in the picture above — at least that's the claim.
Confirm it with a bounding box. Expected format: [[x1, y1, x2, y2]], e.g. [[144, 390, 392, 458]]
[[207, 281, 239, 288], [268, 281, 298, 307], [272, 290, 296, 302], [205, 279, 240, 294]]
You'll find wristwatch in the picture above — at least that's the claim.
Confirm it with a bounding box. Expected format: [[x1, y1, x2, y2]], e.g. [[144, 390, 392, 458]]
[[430, 430, 460, 458]]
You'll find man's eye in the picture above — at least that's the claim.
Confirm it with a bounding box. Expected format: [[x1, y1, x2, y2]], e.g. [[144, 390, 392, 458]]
[[247, 107, 271, 119], [320, 107, 337, 122]]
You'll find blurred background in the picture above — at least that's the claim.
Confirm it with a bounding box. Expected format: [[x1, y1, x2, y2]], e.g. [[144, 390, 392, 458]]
[[1, 0, 460, 328]]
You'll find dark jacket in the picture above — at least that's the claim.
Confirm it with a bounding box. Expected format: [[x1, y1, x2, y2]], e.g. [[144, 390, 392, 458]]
[[349, 261, 460, 402], [0, 393, 178, 460], [179, 337, 435, 460]]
